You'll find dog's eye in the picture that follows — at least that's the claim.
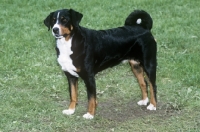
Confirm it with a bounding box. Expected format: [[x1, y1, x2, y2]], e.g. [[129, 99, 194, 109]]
[[62, 18, 68, 23], [52, 18, 56, 23], [61, 17, 68, 23]]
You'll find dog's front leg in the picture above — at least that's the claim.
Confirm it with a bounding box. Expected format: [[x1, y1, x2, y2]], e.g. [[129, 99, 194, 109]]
[[82, 75, 97, 119], [62, 72, 78, 115]]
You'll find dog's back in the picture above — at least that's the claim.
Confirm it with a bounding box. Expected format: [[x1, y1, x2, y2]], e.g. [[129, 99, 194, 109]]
[[77, 10, 155, 73]]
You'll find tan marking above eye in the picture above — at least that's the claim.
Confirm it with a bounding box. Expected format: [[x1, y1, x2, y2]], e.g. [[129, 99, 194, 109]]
[[61, 17, 67, 22]]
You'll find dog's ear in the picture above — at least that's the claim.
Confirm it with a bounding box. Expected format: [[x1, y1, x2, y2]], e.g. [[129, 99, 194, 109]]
[[44, 12, 54, 31], [69, 9, 83, 28]]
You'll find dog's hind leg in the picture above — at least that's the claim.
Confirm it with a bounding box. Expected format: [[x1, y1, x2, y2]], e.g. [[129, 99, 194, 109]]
[[147, 82, 157, 110], [143, 59, 157, 110], [129, 60, 149, 106], [62, 72, 78, 115]]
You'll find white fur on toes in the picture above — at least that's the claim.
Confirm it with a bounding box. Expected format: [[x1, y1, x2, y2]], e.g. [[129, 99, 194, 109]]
[[62, 109, 75, 115], [147, 103, 156, 110], [83, 113, 94, 119], [137, 98, 149, 106]]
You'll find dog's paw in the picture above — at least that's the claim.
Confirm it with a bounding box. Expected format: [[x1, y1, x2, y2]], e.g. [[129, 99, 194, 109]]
[[137, 98, 149, 106], [62, 109, 75, 115], [83, 112, 94, 119], [147, 103, 156, 110]]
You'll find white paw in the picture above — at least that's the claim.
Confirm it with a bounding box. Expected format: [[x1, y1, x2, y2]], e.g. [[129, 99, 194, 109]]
[[62, 109, 75, 115], [147, 103, 156, 110], [137, 98, 149, 106], [83, 112, 94, 119]]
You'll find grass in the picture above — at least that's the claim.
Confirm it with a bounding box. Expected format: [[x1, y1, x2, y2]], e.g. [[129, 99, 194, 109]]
[[0, 0, 200, 131]]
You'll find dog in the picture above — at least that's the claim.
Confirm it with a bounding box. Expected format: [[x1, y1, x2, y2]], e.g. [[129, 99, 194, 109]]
[[44, 9, 157, 119]]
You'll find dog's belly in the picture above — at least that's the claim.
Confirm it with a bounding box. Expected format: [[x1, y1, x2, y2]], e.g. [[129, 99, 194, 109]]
[[56, 38, 79, 77]]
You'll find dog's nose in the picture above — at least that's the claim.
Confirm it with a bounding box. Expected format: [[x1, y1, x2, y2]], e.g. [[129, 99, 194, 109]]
[[53, 28, 59, 34]]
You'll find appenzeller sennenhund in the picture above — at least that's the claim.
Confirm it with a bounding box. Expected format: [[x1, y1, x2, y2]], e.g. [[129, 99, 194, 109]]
[[44, 9, 157, 119]]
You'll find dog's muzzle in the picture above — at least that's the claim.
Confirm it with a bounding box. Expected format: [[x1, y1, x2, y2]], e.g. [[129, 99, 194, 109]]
[[52, 26, 64, 39], [53, 27, 59, 34]]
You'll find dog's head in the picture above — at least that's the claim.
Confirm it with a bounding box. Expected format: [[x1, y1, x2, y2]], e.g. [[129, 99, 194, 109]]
[[44, 9, 83, 39]]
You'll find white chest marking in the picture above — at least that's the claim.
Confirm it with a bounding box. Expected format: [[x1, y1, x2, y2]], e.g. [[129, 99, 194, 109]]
[[56, 37, 79, 77]]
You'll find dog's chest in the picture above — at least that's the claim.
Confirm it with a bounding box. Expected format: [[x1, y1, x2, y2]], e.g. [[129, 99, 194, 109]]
[[56, 38, 79, 77]]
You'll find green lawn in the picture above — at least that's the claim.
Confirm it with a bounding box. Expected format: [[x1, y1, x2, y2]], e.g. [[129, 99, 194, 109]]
[[0, 0, 200, 131]]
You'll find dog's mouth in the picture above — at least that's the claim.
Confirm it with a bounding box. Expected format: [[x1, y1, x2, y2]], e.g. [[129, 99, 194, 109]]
[[52, 31, 64, 39], [53, 33, 70, 39], [54, 34, 64, 39]]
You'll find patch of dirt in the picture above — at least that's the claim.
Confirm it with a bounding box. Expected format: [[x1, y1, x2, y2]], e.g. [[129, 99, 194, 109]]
[[59, 97, 183, 132], [59, 97, 181, 123], [97, 98, 181, 122]]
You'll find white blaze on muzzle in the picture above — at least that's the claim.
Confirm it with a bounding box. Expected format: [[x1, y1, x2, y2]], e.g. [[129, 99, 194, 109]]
[[52, 12, 63, 39]]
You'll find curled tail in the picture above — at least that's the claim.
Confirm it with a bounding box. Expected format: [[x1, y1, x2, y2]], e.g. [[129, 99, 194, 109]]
[[125, 10, 153, 30]]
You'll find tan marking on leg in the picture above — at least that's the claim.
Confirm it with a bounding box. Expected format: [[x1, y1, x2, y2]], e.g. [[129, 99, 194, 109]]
[[68, 79, 78, 110], [76, 67, 81, 72], [129, 60, 148, 100], [149, 83, 156, 107], [144, 73, 156, 108], [87, 96, 97, 116]]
